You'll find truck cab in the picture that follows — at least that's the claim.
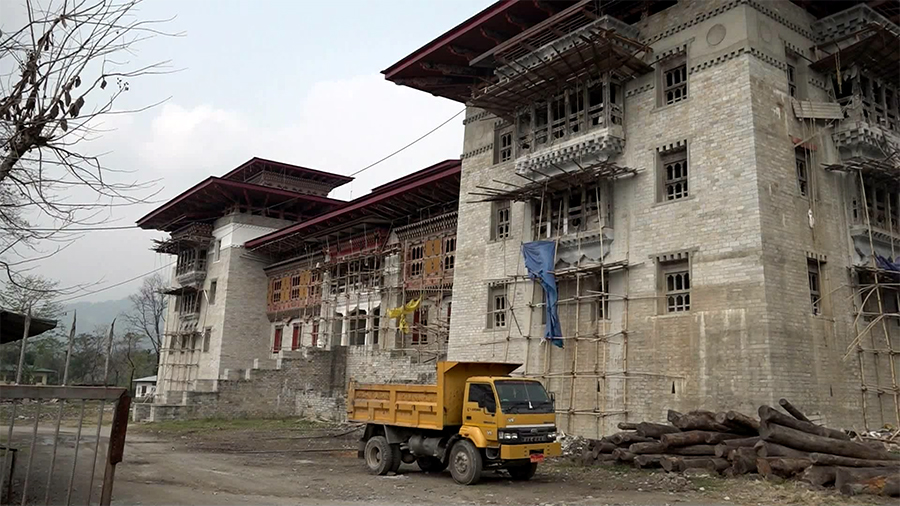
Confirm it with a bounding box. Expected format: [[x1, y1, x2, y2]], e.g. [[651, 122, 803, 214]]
[[348, 361, 561, 485]]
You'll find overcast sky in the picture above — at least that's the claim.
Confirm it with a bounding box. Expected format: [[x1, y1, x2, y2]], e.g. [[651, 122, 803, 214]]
[[1, 0, 491, 303]]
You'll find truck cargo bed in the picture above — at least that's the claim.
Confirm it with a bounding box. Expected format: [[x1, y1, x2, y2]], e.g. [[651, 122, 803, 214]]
[[347, 361, 519, 430]]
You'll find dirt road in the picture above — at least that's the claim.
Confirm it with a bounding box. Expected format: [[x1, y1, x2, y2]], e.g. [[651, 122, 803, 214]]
[[4, 418, 893, 505]]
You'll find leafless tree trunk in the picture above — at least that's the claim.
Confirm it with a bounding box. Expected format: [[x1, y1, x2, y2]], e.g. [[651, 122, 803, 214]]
[[0, 0, 173, 286], [124, 272, 165, 360]]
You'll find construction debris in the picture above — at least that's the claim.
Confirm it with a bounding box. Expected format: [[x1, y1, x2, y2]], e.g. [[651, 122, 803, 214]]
[[578, 398, 900, 497]]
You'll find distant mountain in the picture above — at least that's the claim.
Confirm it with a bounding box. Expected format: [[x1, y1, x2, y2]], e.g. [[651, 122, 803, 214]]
[[63, 297, 133, 334]]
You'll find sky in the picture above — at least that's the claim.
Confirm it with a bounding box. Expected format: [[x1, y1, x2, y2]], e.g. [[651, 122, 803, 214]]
[[0, 0, 492, 303]]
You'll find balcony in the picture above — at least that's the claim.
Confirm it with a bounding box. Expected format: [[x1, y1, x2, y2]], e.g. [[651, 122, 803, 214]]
[[175, 257, 207, 286]]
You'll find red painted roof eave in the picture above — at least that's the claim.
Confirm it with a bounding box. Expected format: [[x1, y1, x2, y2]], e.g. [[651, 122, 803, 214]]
[[381, 0, 517, 79], [222, 157, 354, 185], [246, 162, 462, 249], [135, 177, 346, 230]]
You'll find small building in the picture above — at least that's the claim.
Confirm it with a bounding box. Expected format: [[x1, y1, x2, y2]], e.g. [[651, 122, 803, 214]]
[[133, 375, 157, 399], [0, 365, 56, 385]]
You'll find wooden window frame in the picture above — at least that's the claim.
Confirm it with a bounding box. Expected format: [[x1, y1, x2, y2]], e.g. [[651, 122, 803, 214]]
[[660, 149, 689, 202], [291, 324, 301, 350], [808, 260, 822, 316], [795, 147, 809, 197], [659, 258, 691, 314], [495, 128, 514, 164], [492, 201, 511, 241], [660, 55, 688, 106], [273, 326, 283, 353], [487, 285, 508, 329], [208, 279, 217, 306]]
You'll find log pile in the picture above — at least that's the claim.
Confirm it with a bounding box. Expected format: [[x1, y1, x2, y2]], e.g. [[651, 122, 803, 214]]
[[579, 399, 899, 497]]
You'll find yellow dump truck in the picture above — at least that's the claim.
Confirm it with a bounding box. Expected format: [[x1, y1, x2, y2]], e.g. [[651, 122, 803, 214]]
[[347, 361, 561, 485]]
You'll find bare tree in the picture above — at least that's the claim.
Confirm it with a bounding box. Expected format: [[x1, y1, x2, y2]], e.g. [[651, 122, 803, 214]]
[[124, 272, 165, 359], [0, 274, 63, 318], [0, 0, 172, 285]]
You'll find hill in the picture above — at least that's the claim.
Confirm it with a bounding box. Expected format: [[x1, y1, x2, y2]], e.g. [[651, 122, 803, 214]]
[[63, 297, 133, 334]]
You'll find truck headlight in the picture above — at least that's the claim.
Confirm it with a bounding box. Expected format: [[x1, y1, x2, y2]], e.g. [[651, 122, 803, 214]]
[[499, 431, 518, 440], [547, 432, 557, 440]]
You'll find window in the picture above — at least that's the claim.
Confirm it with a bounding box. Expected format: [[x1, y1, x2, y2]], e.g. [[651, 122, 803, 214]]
[[291, 325, 300, 350], [795, 147, 809, 197], [487, 285, 508, 329], [531, 184, 604, 239], [808, 260, 821, 315], [662, 57, 688, 106], [444, 303, 451, 343], [661, 149, 689, 202], [372, 307, 380, 345], [311, 321, 319, 347], [208, 280, 217, 306], [468, 383, 496, 413], [495, 129, 513, 164], [443, 237, 456, 271], [214, 240, 222, 261], [591, 275, 611, 321], [271, 279, 282, 304], [176, 247, 207, 275], [203, 328, 211, 352], [178, 292, 200, 315], [660, 258, 690, 314], [290, 274, 301, 300], [408, 244, 425, 278], [273, 327, 283, 352], [349, 310, 367, 346], [786, 64, 797, 98], [412, 307, 428, 345], [492, 201, 511, 240]]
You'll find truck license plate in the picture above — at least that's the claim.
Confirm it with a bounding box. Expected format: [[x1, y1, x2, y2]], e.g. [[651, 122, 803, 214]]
[[529, 453, 545, 463]]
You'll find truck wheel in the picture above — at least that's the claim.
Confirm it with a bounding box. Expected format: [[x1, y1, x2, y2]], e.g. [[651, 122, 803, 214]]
[[416, 456, 447, 473], [389, 444, 402, 473], [508, 463, 537, 481], [449, 440, 483, 485], [364, 436, 395, 475]]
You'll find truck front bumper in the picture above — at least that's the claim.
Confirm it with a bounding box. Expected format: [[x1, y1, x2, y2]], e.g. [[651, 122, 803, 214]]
[[499, 441, 561, 460]]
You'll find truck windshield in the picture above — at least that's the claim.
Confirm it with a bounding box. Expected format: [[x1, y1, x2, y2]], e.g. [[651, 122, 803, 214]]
[[495, 380, 553, 414]]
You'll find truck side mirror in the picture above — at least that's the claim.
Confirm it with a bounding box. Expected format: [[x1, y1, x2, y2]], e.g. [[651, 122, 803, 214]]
[[549, 391, 556, 403]]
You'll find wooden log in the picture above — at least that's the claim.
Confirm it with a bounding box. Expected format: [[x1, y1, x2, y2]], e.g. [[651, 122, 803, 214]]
[[758, 405, 849, 441], [722, 410, 760, 433], [596, 442, 618, 454], [715, 437, 761, 457], [668, 444, 716, 456], [580, 448, 594, 466], [836, 467, 900, 497], [634, 422, 681, 439], [800, 465, 836, 487], [592, 454, 618, 465], [754, 441, 809, 459], [809, 452, 900, 468], [612, 448, 636, 463], [609, 431, 655, 446], [756, 457, 812, 478], [629, 442, 666, 454], [760, 422, 900, 461], [778, 398, 812, 423], [617, 422, 639, 430], [634, 454, 665, 469], [661, 430, 742, 448], [731, 448, 758, 475], [668, 410, 733, 432], [661, 456, 729, 473]]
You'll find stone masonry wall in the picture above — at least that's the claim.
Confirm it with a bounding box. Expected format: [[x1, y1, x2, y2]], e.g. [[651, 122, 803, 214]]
[[448, 0, 866, 438]]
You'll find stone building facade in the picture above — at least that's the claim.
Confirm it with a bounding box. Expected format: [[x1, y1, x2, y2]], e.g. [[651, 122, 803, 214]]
[[384, 0, 900, 436]]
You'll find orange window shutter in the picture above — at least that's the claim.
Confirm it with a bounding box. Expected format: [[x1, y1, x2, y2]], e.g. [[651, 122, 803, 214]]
[[281, 276, 290, 302]]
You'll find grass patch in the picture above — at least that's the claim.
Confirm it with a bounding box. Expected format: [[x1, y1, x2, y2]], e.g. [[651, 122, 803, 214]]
[[133, 417, 326, 434], [689, 475, 727, 492]]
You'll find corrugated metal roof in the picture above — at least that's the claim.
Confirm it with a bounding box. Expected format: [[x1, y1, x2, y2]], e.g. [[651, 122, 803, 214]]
[[792, 99, 844, 120]]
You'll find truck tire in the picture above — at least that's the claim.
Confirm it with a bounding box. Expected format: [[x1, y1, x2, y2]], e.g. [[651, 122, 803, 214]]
[[508, 463, 537, 481], [389, 444, 402, 473], [416, 456, 447, 473], [364, 436, 395, 475], [449, 440, 483, 485]]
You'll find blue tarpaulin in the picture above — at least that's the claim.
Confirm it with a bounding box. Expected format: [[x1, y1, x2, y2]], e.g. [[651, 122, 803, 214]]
[[522, 241, 563, 348], [876, 254, 900, 272]]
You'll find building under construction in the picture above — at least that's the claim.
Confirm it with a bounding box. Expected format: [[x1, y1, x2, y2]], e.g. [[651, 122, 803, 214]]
[[384, 0, 900, 436]]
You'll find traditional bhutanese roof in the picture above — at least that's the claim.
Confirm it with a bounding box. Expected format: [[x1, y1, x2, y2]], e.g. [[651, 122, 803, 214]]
[[136, 176, 346, 232], [245, 160, 461, 255], [221, 157, 353, 190], [133, 375, 157, 383], [382, 0, 662, 108], [0, 310, 57, 345]]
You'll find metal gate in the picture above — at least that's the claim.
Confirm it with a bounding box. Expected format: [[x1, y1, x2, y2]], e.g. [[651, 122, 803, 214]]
[[1, 311, 130, 506]]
